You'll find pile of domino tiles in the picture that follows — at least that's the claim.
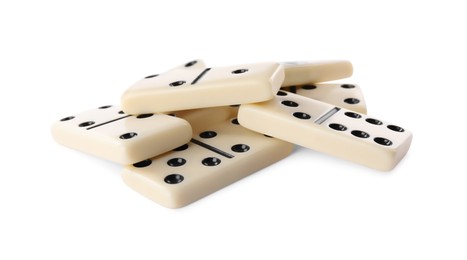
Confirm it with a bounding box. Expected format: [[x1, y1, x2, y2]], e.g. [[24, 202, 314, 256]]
[[52, 59, 412, 208]]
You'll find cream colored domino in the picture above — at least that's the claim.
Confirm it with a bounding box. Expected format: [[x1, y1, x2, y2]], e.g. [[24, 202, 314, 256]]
[[238, 91, 412, 171], [282, 60, 353, 87], [170, 106, 232, 131], [51, 105, 192, 165], [286, 83, 367, 114], [122, 119, 294, 208], [121, 62, 285, 114]]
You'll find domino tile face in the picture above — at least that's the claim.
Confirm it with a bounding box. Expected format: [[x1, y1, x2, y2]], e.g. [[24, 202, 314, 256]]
[[122, 118, 294, 208], [238, 91, 412, 171], [121, 62, 285, 114], [51, 105, 192, 165]]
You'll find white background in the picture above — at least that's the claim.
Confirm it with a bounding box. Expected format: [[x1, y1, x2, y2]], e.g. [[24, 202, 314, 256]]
[[1, 1, 466, 259]]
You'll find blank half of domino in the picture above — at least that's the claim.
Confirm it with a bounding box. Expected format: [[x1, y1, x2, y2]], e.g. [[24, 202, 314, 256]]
[[51, 105, 192, 165], [122, 118, 294, 208], [282, 60, 353, 87], [121, 61, 285, 114], [238, 91, 412, 171]]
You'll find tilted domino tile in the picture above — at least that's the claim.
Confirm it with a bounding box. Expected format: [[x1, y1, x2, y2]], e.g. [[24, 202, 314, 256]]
[[283, 83, 367, 114], [281, 60, 353, 87], [238, 91, 412, 171], [51, 105, 192, 165], [121, 62, 285, 114], [122, 119, 294, 208]]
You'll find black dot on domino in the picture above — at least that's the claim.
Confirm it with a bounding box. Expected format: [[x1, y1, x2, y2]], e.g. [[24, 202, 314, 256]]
[[281, 100, 299, 107], [145, 74, 159, 79], [232, 69, 248, 74], [374, 137, 393, 146], [351, 130, 370, 138], [98, 105, 112, 109], [277, 91, 288, 96], [287, 86, 297, 93], [200, 131, 217, 138], [133, 159, 152, 168], [388, 125, 405, 132], [345, 112, 362, 119], [60, 116, 75, 121], [173, 144, 189, 151], [120, 132, 137, 139], [231, 118, 239, 125], [184, 60, 198, 67], [202, 157, 221, 166], [293, 112, 311, 120], [136, 113, 154, 119], [302, 84, 317, 90], [231, 144, 250, 153], [344, 98, 360, 104], [341, 84, 355, 89], [329, 123, 347, 131], [167, 158, 186, 167], [79, 121, 95, 127], [164, 174, 184, 184], [169, 80, 186, 87], [118, 110, 125, 114], [366, 118, 383, 125]]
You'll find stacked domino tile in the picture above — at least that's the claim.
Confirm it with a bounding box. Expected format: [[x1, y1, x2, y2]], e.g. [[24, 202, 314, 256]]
[[51, 60, 412, 208]]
